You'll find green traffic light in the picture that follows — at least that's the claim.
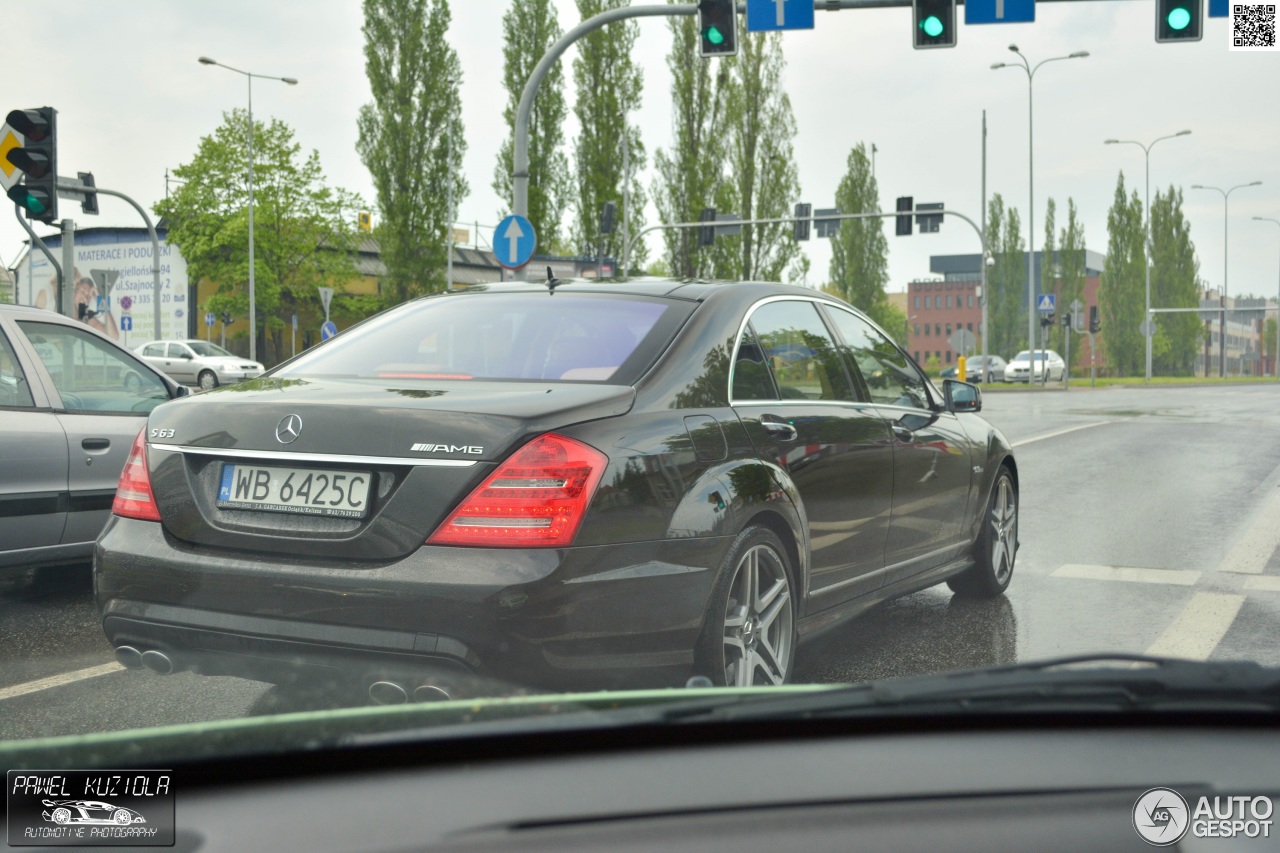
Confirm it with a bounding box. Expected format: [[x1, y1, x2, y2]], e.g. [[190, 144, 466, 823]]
[[1167, 6, 1192, 29], [921, 15, 944, 37], [6, 187, 47, 215], [706, 25, 724, 45]]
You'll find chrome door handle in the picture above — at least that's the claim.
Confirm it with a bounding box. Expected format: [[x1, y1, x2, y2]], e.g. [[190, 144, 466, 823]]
[[761, 417, 798, 443], [891, 425, 915, 443]]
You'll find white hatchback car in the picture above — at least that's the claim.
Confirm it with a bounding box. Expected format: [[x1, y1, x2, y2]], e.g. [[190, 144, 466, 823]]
[[1005, 349, 1066, 383], [135, 340, 264, 390]]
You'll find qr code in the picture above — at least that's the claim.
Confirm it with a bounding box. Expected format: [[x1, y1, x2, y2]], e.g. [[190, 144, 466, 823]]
[[1232, 3, 1277, 49]]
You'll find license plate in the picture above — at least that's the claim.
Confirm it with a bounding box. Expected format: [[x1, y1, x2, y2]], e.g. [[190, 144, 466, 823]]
[[216, 463, 372, 518]]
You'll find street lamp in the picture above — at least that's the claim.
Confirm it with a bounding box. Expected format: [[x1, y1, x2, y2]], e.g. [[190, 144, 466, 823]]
[[199, 56, 298, 363], [617, 110, 631, 276], [1252, 216, 1280, 378], [1190, 181, 1262, 377], [992, 45, 1089, 386], [1104, 130, 1191, 381]]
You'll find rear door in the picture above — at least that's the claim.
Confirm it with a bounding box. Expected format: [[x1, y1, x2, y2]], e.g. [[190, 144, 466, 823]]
[[16, 319, 173, 546], [730, 298, 895, 603], [0, 320, 69, 563], [822, 306, 975, 583], [165, 342, 196, 383]]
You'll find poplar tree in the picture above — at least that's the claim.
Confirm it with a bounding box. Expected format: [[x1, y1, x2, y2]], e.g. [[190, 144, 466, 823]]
[[1100, 172, 1146, 376]]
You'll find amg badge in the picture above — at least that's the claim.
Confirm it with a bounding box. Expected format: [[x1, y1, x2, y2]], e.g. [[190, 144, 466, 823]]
[[411, 443, 483, 454]]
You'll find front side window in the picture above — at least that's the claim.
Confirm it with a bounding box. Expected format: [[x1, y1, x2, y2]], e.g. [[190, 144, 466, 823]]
[[0, 329, 35, 408], [824, 307, 931, 410], [16, 321, 169, 414], [187, 341, 234, 358], [745, 301, 853, 402]]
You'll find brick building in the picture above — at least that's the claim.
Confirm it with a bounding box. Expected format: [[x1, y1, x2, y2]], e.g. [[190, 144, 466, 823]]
[[906, 250, 1105, 370]]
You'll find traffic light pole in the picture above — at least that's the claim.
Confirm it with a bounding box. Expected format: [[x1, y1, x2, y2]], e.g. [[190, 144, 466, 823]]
[[11, 208, 63, 314], [57, 178, 163, 341]]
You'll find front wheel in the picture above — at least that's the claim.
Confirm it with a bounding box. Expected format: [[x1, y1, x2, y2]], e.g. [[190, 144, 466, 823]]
[[948, 467, 1017, 598], [197, 370, 219, 391], [696, 526, 797, 687]]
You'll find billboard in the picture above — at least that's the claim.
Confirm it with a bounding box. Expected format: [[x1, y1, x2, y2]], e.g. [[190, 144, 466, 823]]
[[16, 228, 189, 347]]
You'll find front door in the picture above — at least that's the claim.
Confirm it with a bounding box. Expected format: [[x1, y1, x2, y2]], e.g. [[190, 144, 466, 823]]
[[730, 299, 895, 604], [821, 306, 975, 583]]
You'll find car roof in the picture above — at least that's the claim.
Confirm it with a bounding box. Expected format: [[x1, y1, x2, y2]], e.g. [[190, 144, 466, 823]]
[[435, 277, 857, 307]]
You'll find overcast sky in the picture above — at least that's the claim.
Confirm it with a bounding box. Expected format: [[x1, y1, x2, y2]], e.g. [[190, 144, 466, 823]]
[[5, 0, 1279, 300]]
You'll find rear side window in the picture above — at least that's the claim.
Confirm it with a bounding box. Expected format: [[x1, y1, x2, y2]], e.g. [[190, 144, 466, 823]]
[[277, 293, 685, 384], [743, 301, 854, 402]]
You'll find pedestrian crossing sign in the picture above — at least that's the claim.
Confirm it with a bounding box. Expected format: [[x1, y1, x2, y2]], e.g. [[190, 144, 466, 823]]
[[1037, 294, 1056, 313]]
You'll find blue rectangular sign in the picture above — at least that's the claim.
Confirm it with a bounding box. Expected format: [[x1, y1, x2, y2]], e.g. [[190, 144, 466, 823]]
[[1208, 0, 1228, 17], [1037, 294, 1056, 313], [965, 0, 1035, 24], [746, 0, 815, 31]]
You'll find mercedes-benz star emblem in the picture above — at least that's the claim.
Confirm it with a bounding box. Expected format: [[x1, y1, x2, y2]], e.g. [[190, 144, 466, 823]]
[[275, 414, 303, 444]]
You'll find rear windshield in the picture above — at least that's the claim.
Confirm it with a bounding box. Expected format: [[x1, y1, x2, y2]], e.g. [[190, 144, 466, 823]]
[[276, 292, 685, 383]]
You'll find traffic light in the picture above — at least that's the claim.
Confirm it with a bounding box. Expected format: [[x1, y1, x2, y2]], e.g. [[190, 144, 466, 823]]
[[1061, 312, 1072, 328], [1041, 313, 1055, 329], [599, 201, 617, 235], [77, 171, 99, 216], [793, 203, 811, 242], [896, 197, 913, 236], [913, 0, 956, 49], [1156, 0, 1202, 41], [698, 207, 716, 247], [699, 0, 738, 57], [1089, 305, 1101, 333], [5, 107, 58, 224]]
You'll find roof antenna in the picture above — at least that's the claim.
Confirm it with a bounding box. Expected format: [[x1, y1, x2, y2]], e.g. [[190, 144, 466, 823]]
[[545, 266, 561, 293]]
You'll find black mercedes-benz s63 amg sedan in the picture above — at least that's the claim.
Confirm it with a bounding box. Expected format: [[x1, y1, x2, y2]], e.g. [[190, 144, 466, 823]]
[[96, 279, 1017, 696]]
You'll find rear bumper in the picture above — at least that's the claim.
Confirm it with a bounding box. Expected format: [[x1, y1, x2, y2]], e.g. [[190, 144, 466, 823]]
[[95, 517, 728, 691]]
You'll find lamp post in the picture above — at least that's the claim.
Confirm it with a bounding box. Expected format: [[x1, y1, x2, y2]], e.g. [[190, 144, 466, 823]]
[[1190, 181, 1262, 377], [1253, 216, 1280, 378], [1103, 130, 1191, 381], [617, 111, 630, 277], [198, 57, 297, 362], [992, 45, 1089, 387]]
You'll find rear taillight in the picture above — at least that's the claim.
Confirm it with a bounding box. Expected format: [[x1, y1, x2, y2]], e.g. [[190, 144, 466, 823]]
[[427, 434, 607, 548], [112, 428, 161, 522]]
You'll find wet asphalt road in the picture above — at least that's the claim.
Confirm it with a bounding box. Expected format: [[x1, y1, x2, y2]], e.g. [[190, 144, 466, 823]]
[[3, 383, 1279, 741]]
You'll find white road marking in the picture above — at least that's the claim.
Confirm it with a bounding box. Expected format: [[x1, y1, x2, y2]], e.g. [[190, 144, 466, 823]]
[[1243, 576, 1280, 593], [0, 662, 125, 702], [1051, 564, 1200, 586], [1214, 488, 1280, 575], [1144, 592, 1246, 660], [1011, 421, 1112, 448]]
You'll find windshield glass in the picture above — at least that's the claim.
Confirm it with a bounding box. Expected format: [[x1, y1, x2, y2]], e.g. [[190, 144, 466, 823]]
[[2, 0, 1278, 807]]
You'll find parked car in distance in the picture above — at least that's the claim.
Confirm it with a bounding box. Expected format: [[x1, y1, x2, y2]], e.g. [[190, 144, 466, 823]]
[[0, 304, 188, 573], [1005, 349, 1066, 383], [940, 355, 1007, 383], [96, 279, 1018, 697], [135, 340, 264, 390]]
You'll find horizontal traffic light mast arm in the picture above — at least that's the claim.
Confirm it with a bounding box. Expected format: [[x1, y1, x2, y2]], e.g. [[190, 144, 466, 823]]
[[625, 207, 989, 267]]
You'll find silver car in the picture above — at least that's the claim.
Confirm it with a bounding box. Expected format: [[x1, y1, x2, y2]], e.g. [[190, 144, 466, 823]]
[[0, 304, 187, 573], [135, 339, 264, 390]]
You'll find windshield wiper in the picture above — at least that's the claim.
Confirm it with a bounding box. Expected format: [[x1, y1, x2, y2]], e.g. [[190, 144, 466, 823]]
[[659, 655, 1280, 723]]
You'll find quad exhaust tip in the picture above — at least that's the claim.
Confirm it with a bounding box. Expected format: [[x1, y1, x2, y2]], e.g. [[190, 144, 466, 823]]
[[140, 650, 174, 675], [369, 681, 408, 705], [115, 646, 144, 670], [412, 684, 451, 703]]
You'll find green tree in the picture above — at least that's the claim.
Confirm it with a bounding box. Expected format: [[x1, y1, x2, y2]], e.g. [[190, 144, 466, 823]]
[[493, 0, 569, 250], [156, 110, 365, 366], [652, 7, 729, 278], [1265, 316, 1277, 364], [1100, 172, 1145, 375], [828, 143, 891, 322], [1149, 185, 1201, 375], [357, 0, 466, 305], [1056, 198, 1087, 367], [571, 0, 647, 267], [710, 31, 802, 282], [986, 194, 1027, 358]]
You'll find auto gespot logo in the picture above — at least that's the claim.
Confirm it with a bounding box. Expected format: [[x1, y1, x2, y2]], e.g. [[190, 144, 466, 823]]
[[1133, 787, 1274, 846]]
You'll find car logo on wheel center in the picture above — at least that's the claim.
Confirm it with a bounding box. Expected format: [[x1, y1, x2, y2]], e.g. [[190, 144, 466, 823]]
[[275, 414, 303, 444]]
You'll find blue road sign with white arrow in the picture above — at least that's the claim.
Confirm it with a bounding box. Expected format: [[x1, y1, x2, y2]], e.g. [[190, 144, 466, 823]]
[[205, 312, 216, 327], [1037, 293, 1056, 313], [494, 214, 537, 270], [746, 0, 815, 30], [120, 315, 133, 332], [965, 0, 1034, 24], [321, 320, 337, 340]]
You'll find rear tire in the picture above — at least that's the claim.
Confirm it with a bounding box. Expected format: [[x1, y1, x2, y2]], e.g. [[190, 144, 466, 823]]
[[198, 370, 218, 390], [948, 467, 1017, 598], [695, 525, 797, 687]]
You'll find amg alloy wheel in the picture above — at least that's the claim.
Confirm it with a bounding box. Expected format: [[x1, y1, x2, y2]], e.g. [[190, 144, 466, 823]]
[[948, 467, 1017, 598]]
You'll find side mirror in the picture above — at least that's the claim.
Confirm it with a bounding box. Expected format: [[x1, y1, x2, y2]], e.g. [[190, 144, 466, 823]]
[[943, 379, 981, 413], [173, 385, 191, 399], [179, 352, 193, 359]]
